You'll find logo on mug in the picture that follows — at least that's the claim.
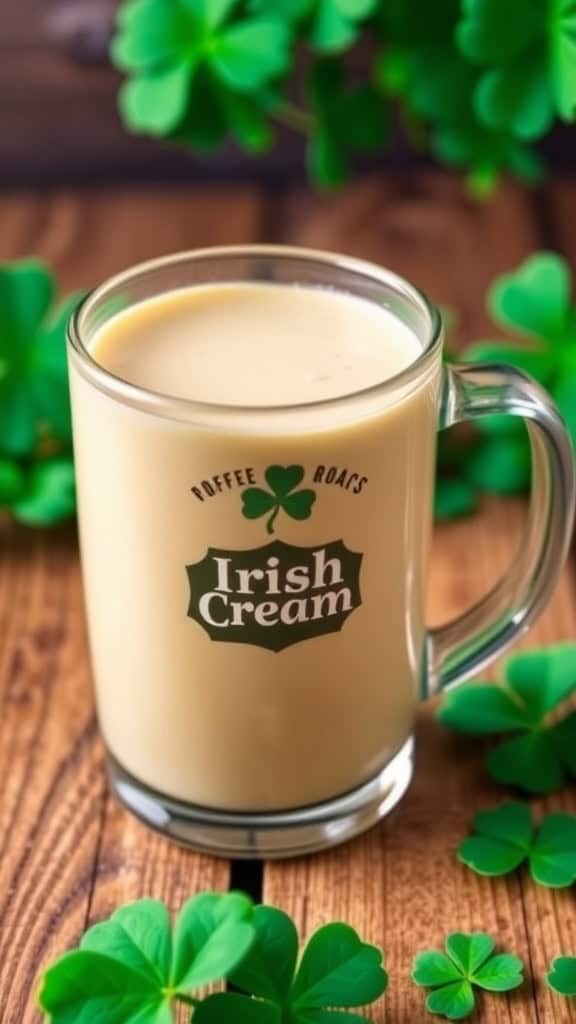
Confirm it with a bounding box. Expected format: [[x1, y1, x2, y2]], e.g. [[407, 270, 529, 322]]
[[187, 540, 362, 652], [186, 464, 363, 651]]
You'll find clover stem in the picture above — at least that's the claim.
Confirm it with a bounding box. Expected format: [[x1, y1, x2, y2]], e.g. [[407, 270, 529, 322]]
[[267, 505, 280, 535], [273, 101, 313, 134], [175, 993, 200, 1008]]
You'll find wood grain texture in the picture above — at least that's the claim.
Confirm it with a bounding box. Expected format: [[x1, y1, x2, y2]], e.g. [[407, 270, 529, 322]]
[[0, 527, 103, 1022], [263, 176, 576, 1022], [0, 186, 263, 292], [1, 176, 575, 1024], [0, 187, 263, 1023]]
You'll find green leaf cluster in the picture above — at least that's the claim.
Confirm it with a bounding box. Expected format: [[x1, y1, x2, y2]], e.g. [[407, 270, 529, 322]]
[[459, 801, 576, 887], [251, 0, 380, 55], [436, 251, 576, 519], [0, 261, 82, 527], [217, 906, 388, 1022], [38, 894, 388, 1023], [412, 932, 523, 1019], [112, 0, 292, 152], [39, 892, 255, 1022], [438, 644, 576, 793], [110, 0, 576, 191], [457, 0, 576, 138], [376, 0, 543, 196]]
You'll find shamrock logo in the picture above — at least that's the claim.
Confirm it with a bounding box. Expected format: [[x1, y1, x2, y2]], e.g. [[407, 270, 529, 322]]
[[241, 465, 316, 534]]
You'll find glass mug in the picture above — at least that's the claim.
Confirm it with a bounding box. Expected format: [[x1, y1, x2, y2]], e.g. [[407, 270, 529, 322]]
[[68, 247, 575, 858]]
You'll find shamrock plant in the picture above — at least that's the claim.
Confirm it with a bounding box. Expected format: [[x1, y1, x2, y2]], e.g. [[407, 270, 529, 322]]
[[241, 465, 316, 534], [376, 0, 542, 197], [438, 644, 576, 793], [112, 0, 291, 147], [548, 957, 576, 997], [459, 802, 576, 887], [38, 892, 388, 1023], [436, 251, 576, 519], [412, 932, 524, 1020], [201, 905, 388, 1022], [0, 261, 82, 527], [39, 892, 256, 1022], [457, 0, 576, 139], [252, 0, 380, 54], [110, 0, 576, 192]]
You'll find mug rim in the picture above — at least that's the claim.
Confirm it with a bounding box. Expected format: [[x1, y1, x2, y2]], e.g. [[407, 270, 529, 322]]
[[68, 244, 444, 420]]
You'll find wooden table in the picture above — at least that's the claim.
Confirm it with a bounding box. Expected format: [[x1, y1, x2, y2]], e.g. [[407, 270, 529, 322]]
[[1, 173, 575, 1023]]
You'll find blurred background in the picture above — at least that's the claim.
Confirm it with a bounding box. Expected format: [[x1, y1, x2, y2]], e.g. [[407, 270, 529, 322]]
[[1, 0, 576, 529], [4, 0, 576, 187]]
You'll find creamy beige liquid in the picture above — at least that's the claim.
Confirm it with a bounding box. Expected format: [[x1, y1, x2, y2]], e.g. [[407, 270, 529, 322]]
[[71, 282, 440, 811]]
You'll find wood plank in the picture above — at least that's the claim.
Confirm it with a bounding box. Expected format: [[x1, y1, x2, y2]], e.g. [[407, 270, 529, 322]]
[[0, 186, 264, 292], [263, 174, 576, 1022], [548, 176, 576, 269], [0, 527, 104, 1023], [0, 186, 263, 1023]]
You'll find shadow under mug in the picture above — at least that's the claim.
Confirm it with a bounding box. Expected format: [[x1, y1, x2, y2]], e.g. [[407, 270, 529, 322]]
[[68, 246, 576, 858]]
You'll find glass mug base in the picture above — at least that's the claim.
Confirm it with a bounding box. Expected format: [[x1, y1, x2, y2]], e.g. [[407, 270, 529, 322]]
[[107, 738, 414, 860]]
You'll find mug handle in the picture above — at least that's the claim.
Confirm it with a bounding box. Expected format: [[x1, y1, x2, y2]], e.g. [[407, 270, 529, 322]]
[[427, 362, 576, 693]]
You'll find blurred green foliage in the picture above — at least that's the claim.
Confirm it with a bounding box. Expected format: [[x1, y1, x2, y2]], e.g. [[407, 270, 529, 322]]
[[110, 0, 576, 193], [0, 262, 82, 527], [436, 251, 576, 520]]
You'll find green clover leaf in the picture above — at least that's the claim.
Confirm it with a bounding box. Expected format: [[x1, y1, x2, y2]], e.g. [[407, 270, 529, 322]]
[[489, 251, 575, 345], [412, 933, 523, 1019], [462, 340, 556, 385], [0, 458, 26, 504], [0, 261, 83, 457], [221, 905, 387, 1022], [457, 0, 576, 138], [39, 892, 255, 1023], [13, 458, 76, 527], [463, 434, 532, 494], [196, 993, 282, 1022], [250, 0, 378, 53], [241, 464, 316, 534], [39, 896, 387, 1024], [547, 957, 576, 997], [453, 252, 576, 499], [459, 801, 576, 887], [434, 477, 478, 521], [433, 120, 543, 197], [438, 644, 576, 793], [376, 1, 542, 196], [112, 0, 291, 148], [309, 0, 379, 53], [307, 58, 388, 187]]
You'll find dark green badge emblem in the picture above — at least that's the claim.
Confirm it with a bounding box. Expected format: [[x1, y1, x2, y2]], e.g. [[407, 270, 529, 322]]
[[187, 539, 362, 652]]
